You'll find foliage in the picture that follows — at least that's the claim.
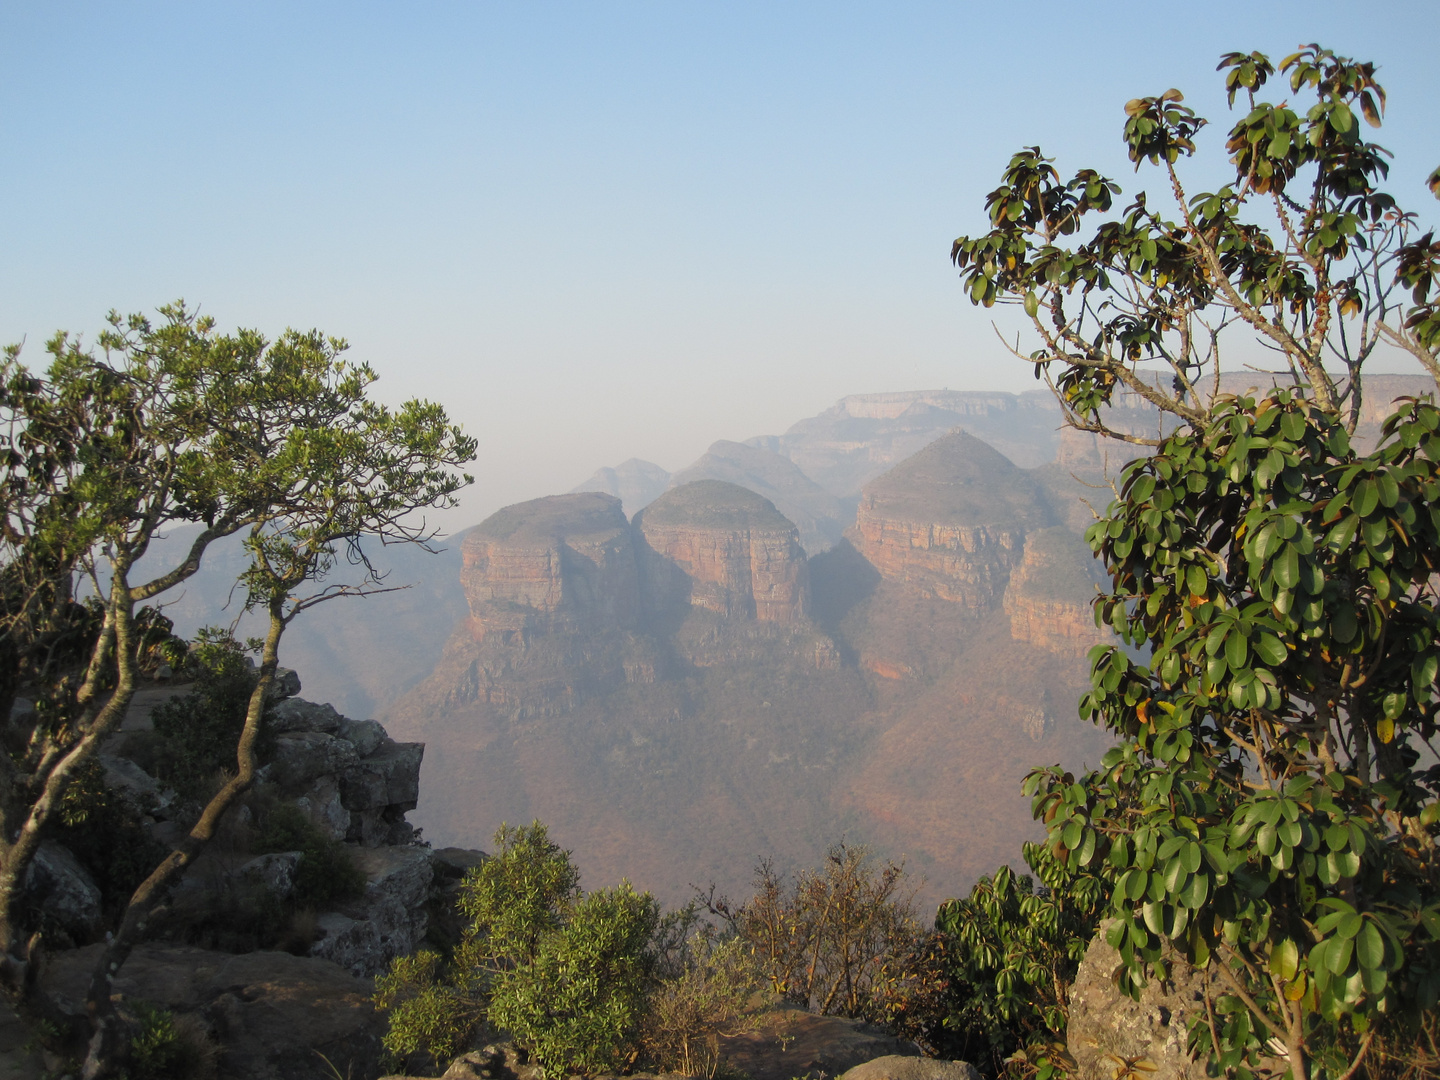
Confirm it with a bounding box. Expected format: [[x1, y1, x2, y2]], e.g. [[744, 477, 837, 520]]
[[951, 43, 1440, 1080], [126, 1003, 218, 1080], [251, 802, 364, 910], [490, 882, 660, 1077], [951, 46, 1439, 443], [705, 841, 945, 1042], [934, 841, 1107, 1076], [377, 821, 661, 1077], [640, 908, 764, 1078], [147, 629, 263, 798]]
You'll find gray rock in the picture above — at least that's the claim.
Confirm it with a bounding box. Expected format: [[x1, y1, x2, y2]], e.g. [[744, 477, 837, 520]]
[[266, 667, 302, 701], [237, 851, 303, 899], [40, 943, 384, 1080], [22, 840, 102, 943], [1067, 925, 1216, 1080], [267, 697, 342, 734], [336, 717, 385, 757], [9, 697, 35, 725], [840, 1057, 981, 1080], [295, 775, 351, 841], [98, 753, 162, 800], [431, 847, 488, 879], [309, 845, 432, 977], [268, 730, 360, 790]]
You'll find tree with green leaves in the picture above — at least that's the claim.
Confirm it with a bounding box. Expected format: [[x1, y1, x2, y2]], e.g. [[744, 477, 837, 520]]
[[0, 303, 475, 1078], [951, 46, 1439, 1080]]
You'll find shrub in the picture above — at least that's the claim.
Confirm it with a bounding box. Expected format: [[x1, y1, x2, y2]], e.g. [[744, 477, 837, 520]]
[[933, 841, 1106, 1077], [705, 841, 944, 1040], [148, 628, 264, 798], [127, 1003, 219, 1080], [252, 802, 365, 910]]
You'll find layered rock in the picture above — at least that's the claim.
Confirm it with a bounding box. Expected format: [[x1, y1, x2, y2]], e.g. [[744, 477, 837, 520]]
[[636, 480, 810, 625], [462, 491, 639, 642], [854, 432, 1051, 608], [1004, 527, 1108, 656]]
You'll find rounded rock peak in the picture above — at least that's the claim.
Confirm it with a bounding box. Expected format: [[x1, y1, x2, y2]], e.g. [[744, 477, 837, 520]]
[[472, 491, 629, 545], [861, 430, 1050, 528], [636, 479, 796, 533]]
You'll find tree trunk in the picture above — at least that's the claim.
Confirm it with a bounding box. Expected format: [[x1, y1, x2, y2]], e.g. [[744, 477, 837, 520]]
[[80, 603, 285, 1080]]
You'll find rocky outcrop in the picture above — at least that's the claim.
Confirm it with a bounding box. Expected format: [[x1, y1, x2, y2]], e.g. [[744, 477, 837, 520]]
[[41, 943, 385, 1080], [309, 845, 433, 976], [570, 457, 671, 516], [1004, 527, 1108, 656], [263, 698, 424, 848], [854, 432, 1051, 608], [21, 840, 103, 944], [462, 492, 639, 642], [840, 1057, 981, 1080], [1067, 928, 1216, 1080], [637, 480, 810, 625]]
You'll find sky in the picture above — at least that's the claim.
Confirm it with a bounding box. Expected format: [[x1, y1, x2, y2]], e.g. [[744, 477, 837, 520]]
[[3, 1, 1437, 531]]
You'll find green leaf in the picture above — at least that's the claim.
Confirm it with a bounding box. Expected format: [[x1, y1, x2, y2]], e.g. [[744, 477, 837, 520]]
[[1225, 631, 1248, 671], [1254, 633, 1286, 666], [1271, 938, 1300, 982], [1356, 922, 1384, 970], [1274, 544, 1300, 588]]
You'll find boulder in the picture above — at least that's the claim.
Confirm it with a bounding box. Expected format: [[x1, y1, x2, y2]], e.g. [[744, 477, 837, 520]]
[[723, 1002, 920, 1080], [308, 845, 432, 976], [267, 697, 342, 734], [337, 717, 386, 757], [840, 1057, 981, 1080], [41, 943, 384, 1080], [1067, 927, 1213, 1080], [237, 851, 303, 900], [267, 731, 360, 791], [22, 840, 102, 943], [267, 667, 302, 701], [294, 774, 353, 841]]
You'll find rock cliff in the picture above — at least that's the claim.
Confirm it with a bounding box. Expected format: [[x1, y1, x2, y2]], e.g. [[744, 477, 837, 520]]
[[854, 431, 1051, 609], [1004, 527, 1107, 656], [636, 480, 810, 625]]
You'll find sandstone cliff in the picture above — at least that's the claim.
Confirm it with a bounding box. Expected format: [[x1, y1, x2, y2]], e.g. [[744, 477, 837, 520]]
[[636, 480, 811, 625], [853, 431, 1052, 609], [1004, 527, 1107, 656]]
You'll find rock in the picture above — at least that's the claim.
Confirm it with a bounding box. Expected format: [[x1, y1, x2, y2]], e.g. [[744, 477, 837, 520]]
[[308, 845, 432, 976], [267, 730, 360, 790], [154, 662, 174, 681], [237, 851, 302, 899], [1067, 926, 1215, 1080], [97, 752, 167, 804], [1003, 527, 1107, 656], [40, 943, 384, 1080], [337, 716, 386, 757], [637, 480, 810, 624], [22, 840, 102, 943], [854, 431, 1050, 609], [267, 697, 343, 734], [267, 667, 303, 701], [294, 775, 352, 841], [723, 1003, 919, 1080], [840, 1057, 981, 1080], [431, 847, 487, 879]]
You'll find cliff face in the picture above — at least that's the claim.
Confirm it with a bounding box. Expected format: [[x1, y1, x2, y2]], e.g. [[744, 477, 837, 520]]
[[637, 480, 810, 625], [853, 431, 1051, 609], [1004, 527, 1108, 656]]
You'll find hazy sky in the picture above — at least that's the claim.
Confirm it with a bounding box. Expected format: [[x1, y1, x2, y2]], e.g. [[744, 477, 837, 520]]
[[3, 2, 1437, 530]]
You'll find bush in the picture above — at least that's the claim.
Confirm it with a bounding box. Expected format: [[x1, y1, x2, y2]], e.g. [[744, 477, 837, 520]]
[[148, 628, 264, 798], [127, 1003, 219, 1080], [705, 841, 944, 1042], [933, 842, 1106, 1077], [252, 802, 365, 910]]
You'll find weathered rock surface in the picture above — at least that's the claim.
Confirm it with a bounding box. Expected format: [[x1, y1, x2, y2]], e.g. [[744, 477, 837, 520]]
[[309, 844, 433, 976], [637, 480, 810, 624], [723, 1003, 920, 1080], [1004, 526, 1107, 656], [41, 943, 384, 1080], [21, 840, 102, 944], [855, 432, 1051, 609], [839, 1055, 981, 1080], [1067, 927, 1214, 1080]]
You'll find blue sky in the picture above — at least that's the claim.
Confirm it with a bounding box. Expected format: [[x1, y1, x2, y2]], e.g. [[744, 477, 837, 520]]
[[3, 2, 1437, 526]]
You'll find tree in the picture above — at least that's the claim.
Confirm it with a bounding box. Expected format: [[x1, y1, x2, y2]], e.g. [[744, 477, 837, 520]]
[[950, 47, 1440, 1080], [0, 304, 475, 1077]]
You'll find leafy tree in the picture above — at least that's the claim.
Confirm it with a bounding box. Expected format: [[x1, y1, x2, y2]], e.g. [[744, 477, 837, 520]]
[[0, 303, 475, 1078], [377, 821, 661, 1078], [951, 45, 1440, 1080], [934, 842, 1106, 1078]]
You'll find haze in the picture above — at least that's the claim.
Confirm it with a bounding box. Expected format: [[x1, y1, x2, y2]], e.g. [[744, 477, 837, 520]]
[[3, 0, 1437, 531]]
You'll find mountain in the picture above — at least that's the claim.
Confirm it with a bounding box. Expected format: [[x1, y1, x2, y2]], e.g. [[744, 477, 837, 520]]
[[666, 440, 854, 555], [570, 458, 672, 516], [386, 434, 1113, 909]]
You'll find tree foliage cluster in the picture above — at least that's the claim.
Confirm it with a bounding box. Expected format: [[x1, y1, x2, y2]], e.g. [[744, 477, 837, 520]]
[[0, 303, 474, 1078], [950, 42, 1440, 1080]]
